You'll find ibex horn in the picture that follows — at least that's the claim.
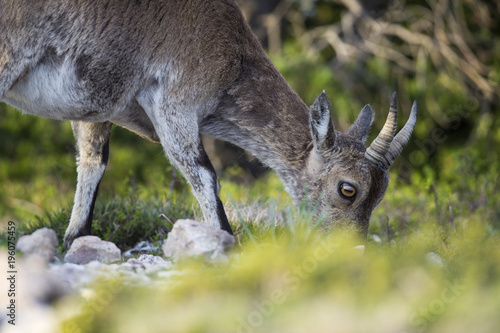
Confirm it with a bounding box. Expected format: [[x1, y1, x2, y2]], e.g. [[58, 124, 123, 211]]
[[384, 100, 417, 167], [364, 92, 399, 167]]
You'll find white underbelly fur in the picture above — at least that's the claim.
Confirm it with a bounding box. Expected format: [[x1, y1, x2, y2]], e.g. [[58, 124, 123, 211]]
[[3, 60, 113, 121]]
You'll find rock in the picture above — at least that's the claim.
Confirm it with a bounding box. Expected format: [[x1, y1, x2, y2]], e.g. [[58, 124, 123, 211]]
[[64, 236, 121, 265], [123, 241, 159, 257], [1, 303, 57, 333], [371, 234, 382, 244], [126, 254, 173, 274], [353, 245, 365, 254], [425, 252, 445, 267], [163, 219, 235, 263], [0, 250, 64, 333], [48, 262, 90, 291], [1, 239, 176, 331], [16, 227, 58, 263]]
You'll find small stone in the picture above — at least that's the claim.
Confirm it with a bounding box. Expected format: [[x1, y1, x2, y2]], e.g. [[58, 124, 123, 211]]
[[16, 227, 58, 263], [133, 254, 168, 266], [48, 263, 89, 290], [123, 241, 159, 257], [126, 254, 173, 274], [425, 252, 445, 267], [353, 245, 365, 254], [0, 250, 66, 333], [85, 260, 104, 270], [64, 236, 121, 265], [371, 234, 382, 243], [119, 262, 136, 272], [162, 219, 235, 263]]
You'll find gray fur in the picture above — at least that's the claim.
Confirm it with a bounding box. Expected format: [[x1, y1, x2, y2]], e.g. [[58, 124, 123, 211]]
[[347, 105, 375, 143], [0, 0, 414, 248]]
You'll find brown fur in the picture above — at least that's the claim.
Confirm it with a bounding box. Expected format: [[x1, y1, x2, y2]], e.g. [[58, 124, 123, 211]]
[[0, 0, 412, 248]]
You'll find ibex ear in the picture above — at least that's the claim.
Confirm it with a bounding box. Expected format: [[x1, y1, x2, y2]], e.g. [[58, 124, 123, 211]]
[[309, 92, 335, 156], [346, 104, 374, 143]]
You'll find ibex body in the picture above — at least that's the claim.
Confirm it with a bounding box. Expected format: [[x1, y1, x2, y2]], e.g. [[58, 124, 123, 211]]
[[0, 0, 416, 248]]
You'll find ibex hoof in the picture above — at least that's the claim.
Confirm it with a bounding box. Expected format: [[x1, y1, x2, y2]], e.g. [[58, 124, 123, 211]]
[[63, 231, 87, 251]]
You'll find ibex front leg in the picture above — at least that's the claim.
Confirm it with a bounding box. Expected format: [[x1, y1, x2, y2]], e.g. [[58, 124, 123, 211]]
[[137, 88, 233, 235], [63, 121, 112, 249]]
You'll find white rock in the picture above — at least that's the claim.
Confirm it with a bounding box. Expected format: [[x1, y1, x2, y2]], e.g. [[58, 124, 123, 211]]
[[123, 241, 159, 257], [0, 251, 64, 333], [48, 263, 89, 291], [353, 245, 365, 254], [64, 236, 121, 265], [16, 227, 58, 263], [1, 303, 57, 333], [162, 219, 235, 263], [126, 254, 173, 274], [425, 252, 445, 267], [118, 262, 137, 272], [371, 234, 382, 244], [85, 259, 105, 270]]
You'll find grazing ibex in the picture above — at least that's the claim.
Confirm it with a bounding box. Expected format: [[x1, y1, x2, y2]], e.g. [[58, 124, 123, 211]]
[[0, 0, 416, 249]]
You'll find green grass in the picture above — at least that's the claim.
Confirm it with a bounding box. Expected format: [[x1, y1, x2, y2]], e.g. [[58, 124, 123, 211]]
[[4, 147, 497, 333], [57, 219, 500, 333], [0, 1, 498, 330]]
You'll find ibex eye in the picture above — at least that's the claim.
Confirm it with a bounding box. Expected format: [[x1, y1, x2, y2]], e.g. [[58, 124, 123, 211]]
[[339, 183, 357, 200]]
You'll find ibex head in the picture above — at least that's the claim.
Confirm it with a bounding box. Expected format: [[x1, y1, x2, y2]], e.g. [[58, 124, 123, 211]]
[[303, 92, 417, 236]]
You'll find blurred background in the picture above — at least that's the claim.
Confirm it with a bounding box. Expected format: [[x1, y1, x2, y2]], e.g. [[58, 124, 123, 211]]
[[0, 0, 498, 225]]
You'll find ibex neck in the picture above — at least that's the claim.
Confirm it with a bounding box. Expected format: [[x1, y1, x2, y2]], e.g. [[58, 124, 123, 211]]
[[207, 59, 313, 203]]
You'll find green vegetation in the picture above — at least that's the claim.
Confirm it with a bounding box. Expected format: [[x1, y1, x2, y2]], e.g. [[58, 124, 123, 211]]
[[57, 154, 500, 333], [1, 0, 499, 331], [11, 146, 499, 332]]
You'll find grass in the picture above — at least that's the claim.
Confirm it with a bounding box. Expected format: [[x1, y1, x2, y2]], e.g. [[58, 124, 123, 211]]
[[57, 220, 500, 333], [2, 148, 499, 333]]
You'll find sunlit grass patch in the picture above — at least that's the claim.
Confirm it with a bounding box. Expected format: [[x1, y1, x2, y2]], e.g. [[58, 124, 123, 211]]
[[7, 146, 499, 333], [57, 219, 500, 333]]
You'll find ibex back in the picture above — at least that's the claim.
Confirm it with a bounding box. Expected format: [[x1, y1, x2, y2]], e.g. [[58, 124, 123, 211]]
[[0, 0, 416, 249]]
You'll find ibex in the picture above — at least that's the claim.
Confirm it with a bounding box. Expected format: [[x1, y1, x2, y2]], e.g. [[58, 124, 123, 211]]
[[1, 0, 416, 249]]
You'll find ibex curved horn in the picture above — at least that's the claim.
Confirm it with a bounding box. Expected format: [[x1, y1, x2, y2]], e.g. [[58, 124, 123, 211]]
[[364, 92, 399, 167], [384, 100, 417, 167]]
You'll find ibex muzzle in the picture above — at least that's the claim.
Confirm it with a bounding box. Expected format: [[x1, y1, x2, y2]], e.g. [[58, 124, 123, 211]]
[[0, 0, 416, 249]]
